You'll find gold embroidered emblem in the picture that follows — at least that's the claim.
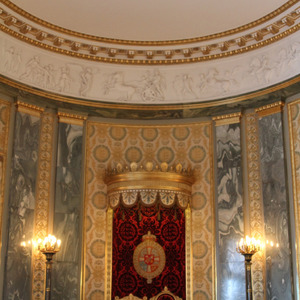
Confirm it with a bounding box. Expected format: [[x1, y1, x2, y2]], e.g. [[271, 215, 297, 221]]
[[133, 231, 166, 284]]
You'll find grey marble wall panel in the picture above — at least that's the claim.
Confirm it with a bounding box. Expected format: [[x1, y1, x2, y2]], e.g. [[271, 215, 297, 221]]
[[258, 113, 293, 299], [52, 123, 83, 299], [216, 123, 245, 300], [3, 111, 41, 299]]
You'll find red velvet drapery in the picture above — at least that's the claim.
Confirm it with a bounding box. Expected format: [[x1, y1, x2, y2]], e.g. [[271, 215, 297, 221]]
[[112, 204, 186, 299]]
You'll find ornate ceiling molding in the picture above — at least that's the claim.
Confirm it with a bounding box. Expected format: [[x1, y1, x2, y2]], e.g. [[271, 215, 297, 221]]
[[0, 3, 299, 64], [1, 0, 298, 46]]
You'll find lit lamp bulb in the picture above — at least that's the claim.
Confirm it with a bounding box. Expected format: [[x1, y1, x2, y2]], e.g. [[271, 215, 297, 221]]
[[38, 234, 61, 254], [236, 235, 262, 255]]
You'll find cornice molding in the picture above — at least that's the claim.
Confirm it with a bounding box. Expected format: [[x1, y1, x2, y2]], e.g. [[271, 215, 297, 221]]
[[0, 18, 299, 107], [213, 112, 242, 126], [0, 3, 299, 64], [57, 112, 87, 126], [15, 100, 44, 116], [255, 101, 284, 117], [1, 0, 298, 46]]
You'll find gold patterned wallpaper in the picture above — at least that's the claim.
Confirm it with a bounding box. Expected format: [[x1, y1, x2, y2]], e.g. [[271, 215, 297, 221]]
[[84, 122, 213, 300]]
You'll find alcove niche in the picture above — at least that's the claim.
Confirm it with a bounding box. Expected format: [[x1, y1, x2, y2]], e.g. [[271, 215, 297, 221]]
[[104, 162, 194, 299]]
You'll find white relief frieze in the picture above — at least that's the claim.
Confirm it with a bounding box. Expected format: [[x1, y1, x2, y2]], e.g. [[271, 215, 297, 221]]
[[56, 66, 71, 93], [0, 31, 299, 104], [103, 72, 136, 101], [250, 55, 274, 84], [173, 74, 198, 99], [79, 67, 93, 97], [4, 46, 21, 74], [198, 67, 241, 95], [140, 69, 166, 102], [19, 55, 43, 83], [103, 69, 166, 103]]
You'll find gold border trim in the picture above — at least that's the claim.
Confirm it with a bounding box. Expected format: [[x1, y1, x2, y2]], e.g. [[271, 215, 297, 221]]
[[1, 0, 298, 46], [16, 100, 44, 116], [82, 122, 89, 300], [244, 112, 266, 299], [185, 205, 192, 300], [31, 112, 55, 299], [255, 101, 284, 117], [0, 98, 11, 154], [213, 112, 242, 126], [105, 207, 113, 300], [57, 112, 87, 126], [0, 21, 299, 64], [1, 75, 300, 112], [210, 122, 216, 300], [287, 100, 300, 295]]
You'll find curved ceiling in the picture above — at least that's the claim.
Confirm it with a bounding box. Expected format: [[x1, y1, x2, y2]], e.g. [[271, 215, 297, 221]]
[[10, 0, 287, 41], [0, 0, 299, 107]]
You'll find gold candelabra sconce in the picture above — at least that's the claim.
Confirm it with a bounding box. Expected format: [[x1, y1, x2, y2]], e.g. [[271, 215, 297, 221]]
[[236, 236, 262, 300], [37, 234, 61, 254], [21, 234, 61, 300], [37, 234, 61, 300]]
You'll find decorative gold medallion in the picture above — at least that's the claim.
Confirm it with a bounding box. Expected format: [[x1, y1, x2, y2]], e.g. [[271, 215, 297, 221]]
[[133, 232, 166, 284]]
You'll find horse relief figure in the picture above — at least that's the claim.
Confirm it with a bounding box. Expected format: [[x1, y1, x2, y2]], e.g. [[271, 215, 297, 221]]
[[103, 72, 136, 101]]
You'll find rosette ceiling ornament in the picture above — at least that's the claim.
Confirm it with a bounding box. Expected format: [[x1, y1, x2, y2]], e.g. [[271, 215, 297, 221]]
[[105, 162, 194, 209]]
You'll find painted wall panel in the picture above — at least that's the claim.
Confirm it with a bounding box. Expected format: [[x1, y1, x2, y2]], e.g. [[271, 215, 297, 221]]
[[3, 111, 40, 299], [215, 123, 245, 300], [52, 123, 83, 299], [258, 113, 293, 299]]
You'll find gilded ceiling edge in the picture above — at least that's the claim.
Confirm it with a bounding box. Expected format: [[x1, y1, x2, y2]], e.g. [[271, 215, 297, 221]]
[[0, 22, 299, 65], [1, 0, 298, 46], [0, 5, 299, 62], [1, 75, 299, 111]]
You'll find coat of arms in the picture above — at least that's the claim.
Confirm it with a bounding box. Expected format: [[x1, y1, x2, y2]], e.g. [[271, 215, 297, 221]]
[[133, 231, 166, 283]]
